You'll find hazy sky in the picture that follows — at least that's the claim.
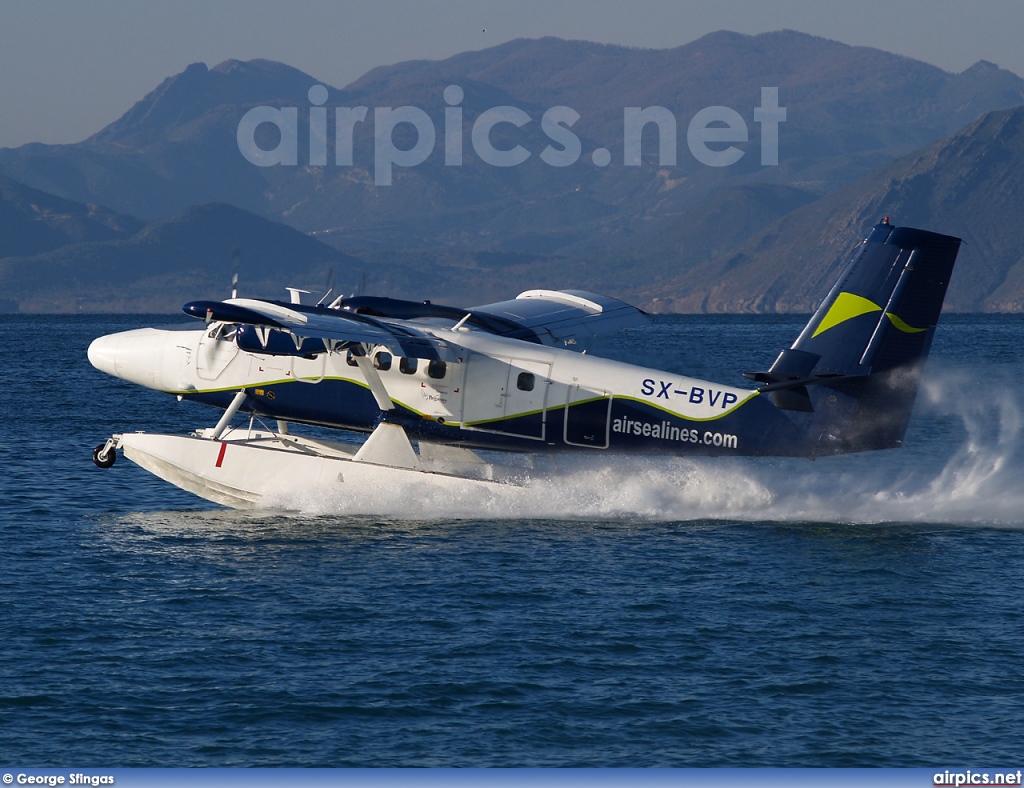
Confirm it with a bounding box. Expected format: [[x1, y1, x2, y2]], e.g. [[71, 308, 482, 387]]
[[2, 0, 1022, 149]]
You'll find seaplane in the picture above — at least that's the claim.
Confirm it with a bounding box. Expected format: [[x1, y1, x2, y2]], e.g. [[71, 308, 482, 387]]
[[88, 220, 960, 509]]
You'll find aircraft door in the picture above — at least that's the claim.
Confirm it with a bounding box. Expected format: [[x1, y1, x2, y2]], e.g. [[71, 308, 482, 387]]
[[564, 386, 611, 448], [500, 359, 551, 439], [196, 323, 241, 381], [461, 354, 551, 440]]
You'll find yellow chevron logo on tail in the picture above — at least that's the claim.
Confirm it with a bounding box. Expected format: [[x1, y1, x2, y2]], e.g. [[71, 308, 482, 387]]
[[812, 292, 928, 338], [885, 312, 928, 333], [812, 292, 882, 338]]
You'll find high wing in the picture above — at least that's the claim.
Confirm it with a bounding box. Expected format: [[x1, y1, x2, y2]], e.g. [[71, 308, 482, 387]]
[[183, 297, 452, 360], [183, 288, 647, 360], [333, 289, 648, 351], [469, 289, 648, 349]]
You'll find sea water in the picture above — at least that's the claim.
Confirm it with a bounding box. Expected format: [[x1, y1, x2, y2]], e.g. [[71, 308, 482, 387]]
[[1, 314, 1023, 766]]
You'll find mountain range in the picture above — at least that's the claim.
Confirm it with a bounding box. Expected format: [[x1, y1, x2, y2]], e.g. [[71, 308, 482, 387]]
[[0, 183, 365, 311], [1, 31, 1023, 312], [633, 104, 1024, 313]]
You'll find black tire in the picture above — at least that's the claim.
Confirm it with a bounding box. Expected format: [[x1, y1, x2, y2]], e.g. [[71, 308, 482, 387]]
[[92, 443, 116, 468]]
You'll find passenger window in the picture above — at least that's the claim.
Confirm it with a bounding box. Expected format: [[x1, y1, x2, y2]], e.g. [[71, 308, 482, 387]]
[[517, 372, 535, 391], [374, 351, 392, 371], [427, 359, 446, 379], [400, 357, 418, 374]]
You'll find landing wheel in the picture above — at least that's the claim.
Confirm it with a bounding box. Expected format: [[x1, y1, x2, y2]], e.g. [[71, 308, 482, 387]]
[[93, 442, 116, 468]]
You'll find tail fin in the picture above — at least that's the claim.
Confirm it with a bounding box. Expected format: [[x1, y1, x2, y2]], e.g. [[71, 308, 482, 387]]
[[747, 220, 961, 455]]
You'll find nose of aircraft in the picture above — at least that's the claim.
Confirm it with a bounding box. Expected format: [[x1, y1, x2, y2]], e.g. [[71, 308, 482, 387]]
[[87, 332, 120, 378], [88, 327, 190, 391]]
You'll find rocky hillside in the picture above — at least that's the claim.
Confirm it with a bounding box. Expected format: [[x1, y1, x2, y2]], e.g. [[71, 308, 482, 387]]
[[0, 200, 369, 312], [637, 105, 1024, 312]]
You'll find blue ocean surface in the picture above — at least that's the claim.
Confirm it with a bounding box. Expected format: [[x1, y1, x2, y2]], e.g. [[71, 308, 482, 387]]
[[2, 313, 1023, 766]]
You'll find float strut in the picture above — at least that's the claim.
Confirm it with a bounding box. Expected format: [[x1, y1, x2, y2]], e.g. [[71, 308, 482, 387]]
[[211, 390, 248, 441]]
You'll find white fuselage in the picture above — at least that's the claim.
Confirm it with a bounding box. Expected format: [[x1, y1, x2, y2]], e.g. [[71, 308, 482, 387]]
[[89, 319, 762, 453]]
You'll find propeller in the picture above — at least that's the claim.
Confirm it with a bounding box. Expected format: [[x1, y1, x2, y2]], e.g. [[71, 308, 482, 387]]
[[316, 266, 336, 307], [230, 247, 241, 299]]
